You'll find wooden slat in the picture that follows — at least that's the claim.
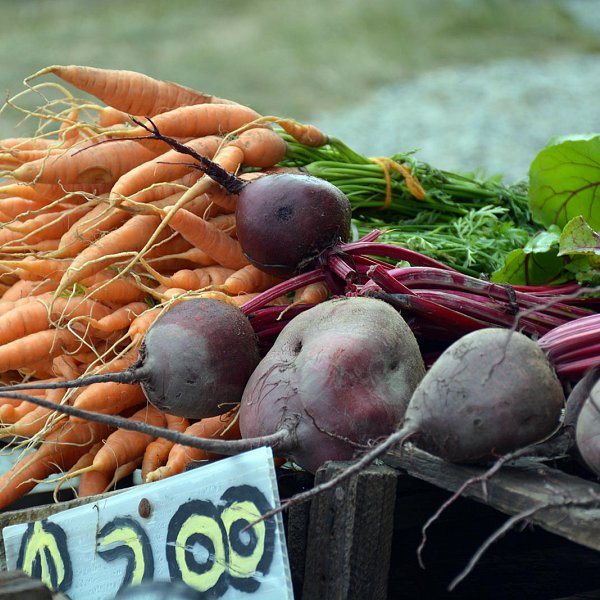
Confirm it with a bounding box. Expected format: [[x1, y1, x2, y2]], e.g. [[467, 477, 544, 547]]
[[383, 446, 600, 552], [301, 462, 398, 600]]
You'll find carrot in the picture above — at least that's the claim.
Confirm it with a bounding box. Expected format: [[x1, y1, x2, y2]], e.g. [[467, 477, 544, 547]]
[[149, 265, 235, 291], [221, 264, 285, 295], [207, 212, 237, 235], [0, 205, 92, 248], [71, 381, 147, 421], [0, 419, 112, 510], [145, 410, 240, 482], [0, 295, 111, 346], [145, 246, 216, 270], [0, 279, 57, 302], [228, 127, 288, 167], [163, 207, 249, 270], [109, 135, 223, 204], [2, 387, 67, 439], [128, 307, 162, 345], [79, 456, 141, 497], [257, 116, 328, 147], [29, 65, 236, 116], [292, 281, 331, 305], [87, 302, 149, 336], [118, 170, 203, 207], [0, 197, 54, 219], [83, 405, 166, 474], [54, 202, 124, 258], [0, 137, 55, 152], [117, 104, 261, 140], [0, 147, 62, 167], [0, 257, 68, 282], [36, 180, 113, 196], [97, 106, 129, 128], [0, 328, 88, 373], [56, 214, 164, 291], [84, 273, 147, 305], [10, 139, 160, 185], [0, 183, 54, 202], [140, 414, 190, 481]]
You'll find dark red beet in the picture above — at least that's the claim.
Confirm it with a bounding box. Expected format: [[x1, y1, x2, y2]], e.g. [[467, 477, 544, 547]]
[[136, 299, 261, 418], [0, 299, 261, 420], [122, 122, 353, 278], [235, 173, 352, 277]]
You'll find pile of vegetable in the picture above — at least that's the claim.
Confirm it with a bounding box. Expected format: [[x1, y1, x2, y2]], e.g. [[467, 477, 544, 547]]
[[0, 64, 598, 520]]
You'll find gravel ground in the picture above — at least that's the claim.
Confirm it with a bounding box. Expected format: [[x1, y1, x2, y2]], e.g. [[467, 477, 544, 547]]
[[311, 53, 600, 184]]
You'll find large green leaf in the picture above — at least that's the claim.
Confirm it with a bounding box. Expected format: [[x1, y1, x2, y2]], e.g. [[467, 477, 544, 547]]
[[490, 227, 567, 285], [528, 135, 600, 231], [558, 215, 600, 284]]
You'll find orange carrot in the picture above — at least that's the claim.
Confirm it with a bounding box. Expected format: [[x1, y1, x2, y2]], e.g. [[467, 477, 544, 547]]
[[145, 246, 216, 270], [71, 381, 147, 420], [57, 214, 164, 290], [87, 302, 149, 336], [29, 65, 236, 116], [0, 206, 92, 251], [87, 405, 166, 473], [11, 139, 160, 185], [128, 307, 162, 345], [145, 410, 240, 482], [0, 295, 111, 346], [292, 281, 331, 305], [79, 456, 141, 497], [0, 137, 55, 152], [54, 202, 124, 258], [110, 135, 223, 204], [141, 414, 190, 481], [0, 328, 88, 373], [0, 197, 54, 219], [222, 264, 284, 295], [119, 104, 261, 140], [0, 419, 112, 510], [0, 279, 57, 302], [119, 170, 203, 207], [151, 265, 235, 291], [164, 207, 249, 270], [2, 387, 67, 439], [97, 106, 129, 128], [229, 127, 287, 167], [261, 117, 328, 147]]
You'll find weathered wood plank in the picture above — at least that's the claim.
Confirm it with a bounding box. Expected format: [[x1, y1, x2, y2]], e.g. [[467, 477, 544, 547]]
[[0, 569, 52, 599], [384, 446, 600, 551], [302, 462, 398, 600]]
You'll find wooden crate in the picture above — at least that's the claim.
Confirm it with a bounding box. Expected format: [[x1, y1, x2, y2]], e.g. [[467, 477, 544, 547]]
[[286, 448, 600, 600], [1, 450, 600, 599]]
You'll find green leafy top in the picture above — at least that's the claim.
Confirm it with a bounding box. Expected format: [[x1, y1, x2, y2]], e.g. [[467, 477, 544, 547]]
[[528, 134, 600, 231]]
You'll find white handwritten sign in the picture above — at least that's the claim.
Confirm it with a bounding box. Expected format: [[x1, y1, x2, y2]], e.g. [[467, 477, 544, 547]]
[[2, 447, 294, 600]]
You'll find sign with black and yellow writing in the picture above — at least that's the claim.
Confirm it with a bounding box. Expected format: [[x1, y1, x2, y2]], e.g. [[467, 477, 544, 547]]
[[3, 447, 293, 600]]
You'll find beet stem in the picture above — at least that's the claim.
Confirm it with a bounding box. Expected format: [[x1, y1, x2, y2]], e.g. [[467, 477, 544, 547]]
[[0, 390, 297, 455], [251, 426, 419, 525], [0, 370, 139, 392]]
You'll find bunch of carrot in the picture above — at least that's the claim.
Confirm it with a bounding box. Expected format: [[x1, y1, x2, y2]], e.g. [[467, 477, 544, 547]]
[[0, 65, 333, 508]]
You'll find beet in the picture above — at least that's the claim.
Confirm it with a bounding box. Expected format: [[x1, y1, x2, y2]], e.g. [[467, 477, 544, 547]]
[[132, 122, 352, 277], [235, 173, 352, 276], [403, 328, 565, 463], [239, 296, 426, 472], [0, 298, 260, 419], [575, 372, 600, 477]]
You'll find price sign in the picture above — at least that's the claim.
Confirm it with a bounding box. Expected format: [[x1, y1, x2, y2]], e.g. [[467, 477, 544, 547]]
[[2, 447, 293, 600]]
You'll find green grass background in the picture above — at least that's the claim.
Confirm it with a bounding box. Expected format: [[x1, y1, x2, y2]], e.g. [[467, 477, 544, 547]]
[[1, 0, 598, 138]]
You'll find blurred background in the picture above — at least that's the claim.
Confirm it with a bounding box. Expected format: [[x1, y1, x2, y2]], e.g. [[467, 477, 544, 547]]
[[1, 0, 599, 182]]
